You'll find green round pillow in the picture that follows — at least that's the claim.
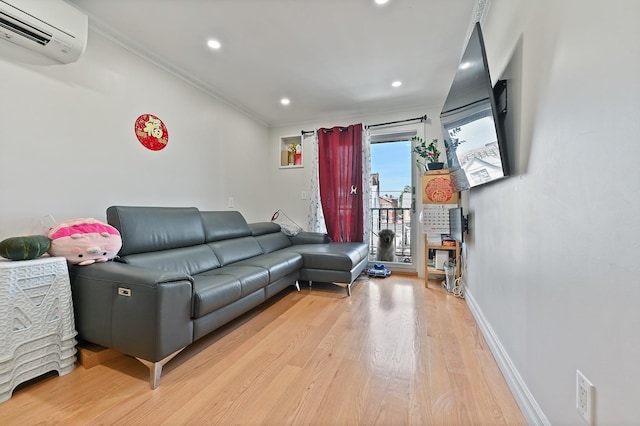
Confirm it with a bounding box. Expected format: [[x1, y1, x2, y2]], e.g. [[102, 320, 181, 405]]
[[0, 235, 51, 261]]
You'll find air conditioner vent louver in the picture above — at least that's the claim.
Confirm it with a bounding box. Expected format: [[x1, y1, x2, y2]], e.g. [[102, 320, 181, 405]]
[[0, 11, 52, 45], [0, 0, 87, 64]]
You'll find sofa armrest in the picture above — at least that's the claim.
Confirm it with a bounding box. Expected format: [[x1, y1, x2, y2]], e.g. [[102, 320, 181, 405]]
[[69, 262, 194, 362], [288, 231, 332, 245]]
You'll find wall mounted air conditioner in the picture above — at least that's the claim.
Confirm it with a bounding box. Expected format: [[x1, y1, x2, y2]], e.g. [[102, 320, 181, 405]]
[[0, 0, 87, 64]]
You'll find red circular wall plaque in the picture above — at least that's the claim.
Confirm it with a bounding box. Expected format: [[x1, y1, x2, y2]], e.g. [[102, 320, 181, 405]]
[[424, 177, 454, 203], [134, 114, 169, 151]]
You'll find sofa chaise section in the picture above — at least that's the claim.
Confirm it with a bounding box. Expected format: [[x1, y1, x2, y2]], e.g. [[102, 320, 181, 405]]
[[69, 206, 369, 389], [249, 222, 369, 296]]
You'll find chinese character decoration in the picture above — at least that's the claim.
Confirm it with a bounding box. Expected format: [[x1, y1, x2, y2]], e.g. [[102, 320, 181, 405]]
[[134, 114, 169, 151], [424, 177, 454, 203]]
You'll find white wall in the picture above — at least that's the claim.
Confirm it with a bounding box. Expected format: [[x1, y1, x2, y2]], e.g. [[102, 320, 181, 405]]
[[466, 0, 640, 424], [0, 30, 271, 240]]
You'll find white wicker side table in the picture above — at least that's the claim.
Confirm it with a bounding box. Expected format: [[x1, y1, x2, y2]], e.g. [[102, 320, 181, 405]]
[[0, 256, 77, 403]]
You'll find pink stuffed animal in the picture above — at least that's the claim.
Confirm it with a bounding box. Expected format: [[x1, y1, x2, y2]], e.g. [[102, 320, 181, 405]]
[[48, 218, 122, 265]]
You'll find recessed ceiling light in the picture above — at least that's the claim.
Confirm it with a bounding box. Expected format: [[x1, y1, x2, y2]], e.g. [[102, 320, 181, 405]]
[[281, 98, 290, 106], [375, 0, 389, 4], [392, 81, 402, 88], [207, 39, 221, 50]]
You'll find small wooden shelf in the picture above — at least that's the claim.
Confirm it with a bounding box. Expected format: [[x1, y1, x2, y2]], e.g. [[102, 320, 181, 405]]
[[422, 170, 461, 285], [425, 236, 460, 280], [427, 267, 447, 276], [426, 244, 458, 250]]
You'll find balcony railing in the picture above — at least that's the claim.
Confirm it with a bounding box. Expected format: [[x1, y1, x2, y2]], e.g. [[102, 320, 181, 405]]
[[369, 207, 412, 263]]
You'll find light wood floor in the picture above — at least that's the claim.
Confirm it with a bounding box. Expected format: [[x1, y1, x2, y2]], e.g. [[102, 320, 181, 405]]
[[0, 275, 525, 425]]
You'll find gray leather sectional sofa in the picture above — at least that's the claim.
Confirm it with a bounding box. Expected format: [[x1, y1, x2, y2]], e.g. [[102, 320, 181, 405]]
[[69, 206, 369, 388]]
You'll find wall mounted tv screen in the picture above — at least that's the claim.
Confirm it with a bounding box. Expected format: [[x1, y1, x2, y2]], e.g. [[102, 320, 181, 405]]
[[440, 22, 508, 191]]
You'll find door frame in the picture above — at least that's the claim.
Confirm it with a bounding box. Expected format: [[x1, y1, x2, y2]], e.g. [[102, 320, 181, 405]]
[[368, 122, 425, 274]]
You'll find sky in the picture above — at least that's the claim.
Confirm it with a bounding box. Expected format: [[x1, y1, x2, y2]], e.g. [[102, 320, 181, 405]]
[[450, 115, 497, 155], [371, 140, 412, 197]]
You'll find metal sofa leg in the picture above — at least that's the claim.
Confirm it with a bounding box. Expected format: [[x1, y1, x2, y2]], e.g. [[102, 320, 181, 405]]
[[343, 277, 360, 296], [294, 280, 300, 291], [327, 281, 352, 296], [135, 347, 185, 389], [308, 280, 353, 296]]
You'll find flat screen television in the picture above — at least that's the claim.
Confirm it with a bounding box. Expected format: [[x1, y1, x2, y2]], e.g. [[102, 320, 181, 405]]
[[448, 207, 467, 243], [440, 22, 509, 191]]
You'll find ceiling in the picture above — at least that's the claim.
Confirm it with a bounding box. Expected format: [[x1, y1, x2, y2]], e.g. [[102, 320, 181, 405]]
[[67, 0, 485, 127]]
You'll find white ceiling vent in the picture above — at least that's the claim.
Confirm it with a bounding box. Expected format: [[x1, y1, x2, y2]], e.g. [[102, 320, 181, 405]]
[[0, 0, 87, 64]]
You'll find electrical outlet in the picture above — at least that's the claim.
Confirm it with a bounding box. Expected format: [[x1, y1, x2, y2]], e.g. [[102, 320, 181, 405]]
[[576, 370, 594, 424], [227, 197, 234, 208], [301, 191, 307, 200]]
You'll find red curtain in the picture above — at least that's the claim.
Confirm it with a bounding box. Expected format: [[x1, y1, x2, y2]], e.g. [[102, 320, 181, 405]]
[[318, 123, 363, 242]]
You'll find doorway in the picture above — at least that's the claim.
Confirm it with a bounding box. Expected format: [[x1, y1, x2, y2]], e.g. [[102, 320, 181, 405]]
[[368, 124, 422, 272]]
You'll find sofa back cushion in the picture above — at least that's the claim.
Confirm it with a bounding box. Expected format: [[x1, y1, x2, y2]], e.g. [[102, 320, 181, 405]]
[[120, 245, 221, 276], [201, 211, 264, 266], [201, 211, 251, 242], [249, 222, 281, 236], [249, 222, 293, 253], [207, 237, 263, 266], [107, 206, 205, 256]]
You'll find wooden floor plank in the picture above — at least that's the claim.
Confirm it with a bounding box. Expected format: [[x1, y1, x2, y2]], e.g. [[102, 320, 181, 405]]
[[0, 275, 525, 425]]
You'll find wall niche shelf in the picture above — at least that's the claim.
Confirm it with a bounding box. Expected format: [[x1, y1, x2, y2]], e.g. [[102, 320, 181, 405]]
[[279, 135, 303, 169]]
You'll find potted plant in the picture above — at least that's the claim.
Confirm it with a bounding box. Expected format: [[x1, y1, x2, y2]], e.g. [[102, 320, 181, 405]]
[[412, 137, 444, 171]]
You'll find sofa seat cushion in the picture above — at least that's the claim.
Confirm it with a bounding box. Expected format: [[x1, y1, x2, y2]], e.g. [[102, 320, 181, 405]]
[[192, 273, 242, 318], [235, 251, 303, 282], [200, 265, 269, 299], [285, 242, 369, 272]]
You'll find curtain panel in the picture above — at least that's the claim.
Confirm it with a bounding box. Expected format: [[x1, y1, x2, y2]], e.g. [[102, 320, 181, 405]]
[[317, 123, 363, 242], [306, 131, 327, 234]]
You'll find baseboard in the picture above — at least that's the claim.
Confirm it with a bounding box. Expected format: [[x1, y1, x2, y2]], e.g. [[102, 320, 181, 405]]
[[465, 289, 551, 426]]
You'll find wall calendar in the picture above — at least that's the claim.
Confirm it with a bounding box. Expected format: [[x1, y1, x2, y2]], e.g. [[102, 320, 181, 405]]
[[423, 204, 457, 234]]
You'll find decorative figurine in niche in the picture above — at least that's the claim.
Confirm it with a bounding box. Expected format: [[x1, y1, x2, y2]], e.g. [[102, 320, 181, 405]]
[[294, 143, 302, 165], [287, 143, 296, 165], [48, 218, 122, 265]]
